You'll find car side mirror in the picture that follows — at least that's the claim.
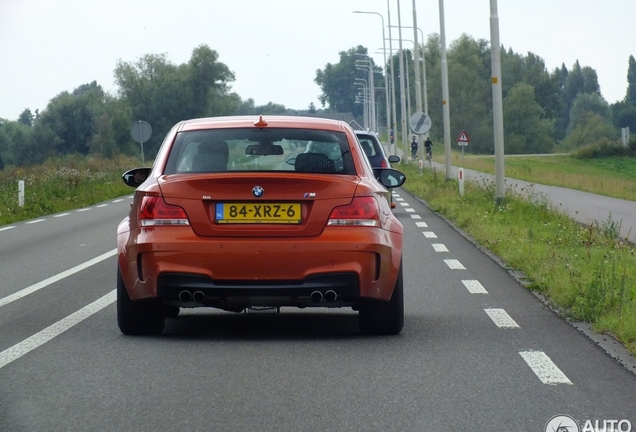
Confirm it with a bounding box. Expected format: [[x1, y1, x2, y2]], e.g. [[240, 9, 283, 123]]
[[388, 155, 400, 164], [122, 167, 152, 188], [375, 168, 406, 188]]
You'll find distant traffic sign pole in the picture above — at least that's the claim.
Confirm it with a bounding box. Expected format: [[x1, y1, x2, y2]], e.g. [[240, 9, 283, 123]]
[[130, 121, 152, 164], [456, 129, 469, 158]]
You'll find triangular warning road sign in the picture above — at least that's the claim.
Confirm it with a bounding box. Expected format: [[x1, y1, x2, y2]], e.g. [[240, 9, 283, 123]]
[[457, 130, 469, 143]]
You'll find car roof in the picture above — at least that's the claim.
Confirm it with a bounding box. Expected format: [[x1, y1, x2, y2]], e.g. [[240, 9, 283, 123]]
[[178, 116, 352, 133]]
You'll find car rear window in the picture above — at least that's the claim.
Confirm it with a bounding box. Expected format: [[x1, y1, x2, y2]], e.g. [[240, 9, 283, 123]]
[[163, 128, 356, 175], [357, 137, 377, 157]]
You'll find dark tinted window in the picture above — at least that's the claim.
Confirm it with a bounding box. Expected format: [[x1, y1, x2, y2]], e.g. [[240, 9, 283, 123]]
[[163, 128, 355, 175]]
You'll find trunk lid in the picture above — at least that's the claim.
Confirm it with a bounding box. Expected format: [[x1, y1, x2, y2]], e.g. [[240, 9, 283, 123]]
[[158, 173, 360, 237]]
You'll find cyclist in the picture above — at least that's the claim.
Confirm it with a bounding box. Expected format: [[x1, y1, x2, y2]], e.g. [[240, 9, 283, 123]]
[[410, 136, 418, 160], [424, 136, 433, 162]]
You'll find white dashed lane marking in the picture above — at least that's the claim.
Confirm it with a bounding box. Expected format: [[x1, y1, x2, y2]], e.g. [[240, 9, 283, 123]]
[[519, 351, 573, 385], [112, 199, 124, 203], [53, 213, 70, 218], [432, 244, 449, 252], [444, 259, 465, 269], [484, 308, 519, 328], [462, 280, 488, 294], [96, 204, 109, 208], [0, 226, 16, 232], [25, 219, 45, 224], [395, 193, 571, 387], [76, 208, 92, 212]]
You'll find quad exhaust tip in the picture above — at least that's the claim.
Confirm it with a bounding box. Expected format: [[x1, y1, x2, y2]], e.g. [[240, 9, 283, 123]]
[[324, 290, 337, 302], [178, 290, 206, 303], [310, 290, 338, 303], [310, 291, 323, 303]]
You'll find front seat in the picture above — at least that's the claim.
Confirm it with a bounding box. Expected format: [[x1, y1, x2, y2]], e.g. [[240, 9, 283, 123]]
[[192, 140, 229, 172]]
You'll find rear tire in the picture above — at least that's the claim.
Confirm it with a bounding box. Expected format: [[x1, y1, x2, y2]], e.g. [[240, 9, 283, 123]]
[[117, 266, 165, 335], [359, 260, 404, 335]]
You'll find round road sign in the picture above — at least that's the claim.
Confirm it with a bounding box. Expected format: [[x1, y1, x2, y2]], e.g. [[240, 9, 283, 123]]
[[409, 111, 431, 135], [130, 120, 152, 143]]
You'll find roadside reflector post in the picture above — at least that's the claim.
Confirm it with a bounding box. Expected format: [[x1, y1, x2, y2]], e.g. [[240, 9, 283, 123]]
[[418, 159, 423, 172], [458, 168, 464, 196], [18, 180, 25, 207]]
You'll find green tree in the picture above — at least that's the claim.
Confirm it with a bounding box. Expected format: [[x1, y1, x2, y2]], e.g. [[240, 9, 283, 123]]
[[32, 82, 105, 156], [612, 55, 636, 132], [186, 45, 236, 118], [1, 120, 40, 165], [626, 55, 636, 104], [315, 45, 373, 118], [447, 35, 492, 153], [567, 92, 611, 135], [18, 109, 34, 127], [115, 46, 237, 157], [503, 83, 554, 154]]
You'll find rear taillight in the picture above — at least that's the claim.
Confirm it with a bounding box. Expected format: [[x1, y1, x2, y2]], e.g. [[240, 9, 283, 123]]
[[139, 196, 190, 226], [380, 159, 390, 168], [327, 197, 380, 227]]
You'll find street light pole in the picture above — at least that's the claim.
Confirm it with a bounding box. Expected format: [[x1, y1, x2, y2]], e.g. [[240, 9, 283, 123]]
[[439, 0, 452, 179], [352, 11, 390, 140], [355, 59, 376, 132], [354, 79, 369, 129], [387, 0, 398, 155], [397, 0, 408, 162], [388, 25, 428, 116], [412, 0, 422, 120], [490, 0, 505, 202]]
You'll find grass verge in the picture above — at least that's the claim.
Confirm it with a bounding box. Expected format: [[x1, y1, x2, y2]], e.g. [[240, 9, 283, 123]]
[[438, 152, 636, 201], [0, 154, 138, 225], [401, 163, 636, 356]]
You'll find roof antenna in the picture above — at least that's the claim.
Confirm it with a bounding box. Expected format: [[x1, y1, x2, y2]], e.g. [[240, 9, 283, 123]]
[[254, 114, 268, 127]]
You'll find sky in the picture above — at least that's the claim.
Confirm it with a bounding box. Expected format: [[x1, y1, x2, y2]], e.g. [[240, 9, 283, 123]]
[[1, 0, 635, 121]]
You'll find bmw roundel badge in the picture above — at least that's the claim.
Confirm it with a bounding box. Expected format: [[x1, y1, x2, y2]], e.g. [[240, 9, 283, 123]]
[[252, 186, 264, 197]]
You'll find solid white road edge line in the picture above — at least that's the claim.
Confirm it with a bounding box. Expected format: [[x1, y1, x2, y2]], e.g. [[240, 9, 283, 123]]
[[0, 290, 116, 370], [519, 351, 573, 385], [0, 249, 117, 308]]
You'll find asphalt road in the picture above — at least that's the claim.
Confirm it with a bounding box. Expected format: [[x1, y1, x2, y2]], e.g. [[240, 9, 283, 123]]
[[1, 192, 635, 431]]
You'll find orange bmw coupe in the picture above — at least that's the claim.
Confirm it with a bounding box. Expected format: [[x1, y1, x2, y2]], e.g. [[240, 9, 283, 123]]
[[117, 115, 406, 336]]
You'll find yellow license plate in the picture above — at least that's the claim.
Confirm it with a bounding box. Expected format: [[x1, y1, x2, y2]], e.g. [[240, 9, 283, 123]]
[[215, 203, 301, 224]]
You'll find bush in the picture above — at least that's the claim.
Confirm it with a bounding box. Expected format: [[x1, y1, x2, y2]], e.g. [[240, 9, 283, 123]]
[[574, 138, 633, 159]]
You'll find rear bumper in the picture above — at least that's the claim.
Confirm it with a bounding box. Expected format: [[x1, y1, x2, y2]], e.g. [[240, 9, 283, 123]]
[[117, 225, 402, 305], [157, 272, 360, 309]]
